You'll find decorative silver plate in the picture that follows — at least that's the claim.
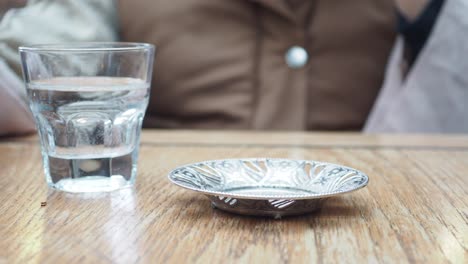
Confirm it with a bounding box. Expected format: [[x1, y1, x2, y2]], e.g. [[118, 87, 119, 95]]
[[168, 158, 368, 218]]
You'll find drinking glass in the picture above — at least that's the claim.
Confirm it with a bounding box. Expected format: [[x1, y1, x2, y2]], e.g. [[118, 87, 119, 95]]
[[19, 43, 155, 192]]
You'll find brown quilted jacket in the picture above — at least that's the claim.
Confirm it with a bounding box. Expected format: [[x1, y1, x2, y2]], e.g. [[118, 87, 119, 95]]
[[119, 0, 396, 130]]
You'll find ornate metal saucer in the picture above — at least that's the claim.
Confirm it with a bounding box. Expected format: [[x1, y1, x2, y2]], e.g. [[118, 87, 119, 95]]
[[168, 158, 368, 218]]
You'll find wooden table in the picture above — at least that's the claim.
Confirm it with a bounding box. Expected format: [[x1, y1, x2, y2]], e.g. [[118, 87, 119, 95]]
[[1, 130, 467, 263]]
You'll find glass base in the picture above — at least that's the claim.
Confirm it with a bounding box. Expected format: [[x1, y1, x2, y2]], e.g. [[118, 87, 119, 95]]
[[43, 149, 138, 193], [51, 175, 132, 193]]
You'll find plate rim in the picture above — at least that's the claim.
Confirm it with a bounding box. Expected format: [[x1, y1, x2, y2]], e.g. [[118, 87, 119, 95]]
[[167, 157, 369, 200]]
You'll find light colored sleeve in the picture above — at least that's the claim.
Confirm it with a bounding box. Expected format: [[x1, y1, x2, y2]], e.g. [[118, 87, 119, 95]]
[[0, 58, 35, 136], [0, 0, 118, 136], [364, 0, 468, 133]]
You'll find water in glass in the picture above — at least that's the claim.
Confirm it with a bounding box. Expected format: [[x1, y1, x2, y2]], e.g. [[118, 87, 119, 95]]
[[27, 77, 149, 192]]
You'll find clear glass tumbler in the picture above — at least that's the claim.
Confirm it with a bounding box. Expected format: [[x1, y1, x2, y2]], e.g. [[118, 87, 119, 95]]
[[19, 43, 155, 192]]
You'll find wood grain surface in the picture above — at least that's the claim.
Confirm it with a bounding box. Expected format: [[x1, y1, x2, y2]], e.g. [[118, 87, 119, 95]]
[[0, 130, 467, 263]]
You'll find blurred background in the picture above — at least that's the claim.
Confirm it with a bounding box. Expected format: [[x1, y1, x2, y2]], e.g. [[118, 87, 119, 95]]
[[1, 0, 467, 136]]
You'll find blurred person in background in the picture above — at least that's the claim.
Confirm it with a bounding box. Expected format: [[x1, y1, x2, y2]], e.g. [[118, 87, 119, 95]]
[[0, 0, 466, 136]]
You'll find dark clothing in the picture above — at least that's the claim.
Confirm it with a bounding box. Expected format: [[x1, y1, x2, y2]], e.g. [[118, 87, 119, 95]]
[[398, 0, 445, 65]]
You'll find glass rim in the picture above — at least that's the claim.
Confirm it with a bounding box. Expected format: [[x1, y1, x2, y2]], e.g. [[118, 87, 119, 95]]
[[19, 42, 155, 52]]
